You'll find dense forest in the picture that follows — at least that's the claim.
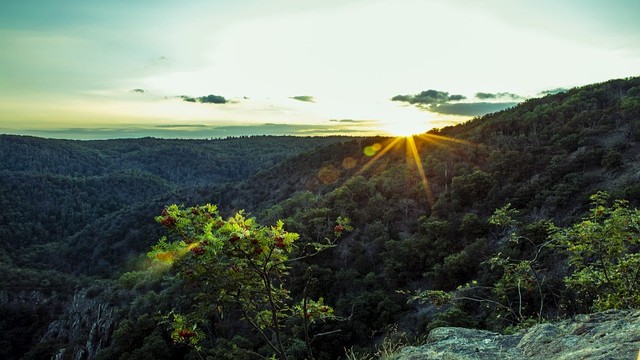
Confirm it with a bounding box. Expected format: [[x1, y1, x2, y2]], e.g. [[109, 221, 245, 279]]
[[2, 77, 640, 359]]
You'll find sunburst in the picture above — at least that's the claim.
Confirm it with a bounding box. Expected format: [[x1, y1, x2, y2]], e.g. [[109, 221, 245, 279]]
[[356, 133, 472, 204]]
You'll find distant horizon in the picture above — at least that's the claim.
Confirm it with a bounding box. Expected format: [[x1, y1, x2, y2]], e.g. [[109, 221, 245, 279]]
[[0, 132, 366, 141], [0, 125, 384, 140], [0, 122, 391, 140], [1, 0, 639, 138]]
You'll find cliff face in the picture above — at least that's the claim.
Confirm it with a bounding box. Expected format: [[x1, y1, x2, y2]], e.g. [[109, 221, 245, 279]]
[[395, 310, 640, 360], [43, 289, 117, 360]]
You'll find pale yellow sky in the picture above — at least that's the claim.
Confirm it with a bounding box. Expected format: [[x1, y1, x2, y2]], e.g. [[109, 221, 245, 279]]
[[0, 0, 638, 138]]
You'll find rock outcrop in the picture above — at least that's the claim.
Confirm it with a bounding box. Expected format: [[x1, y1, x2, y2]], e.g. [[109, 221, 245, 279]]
[[42, 289, 117, 360], [394, 310, 640, 360], [0, 289, 57, 309]]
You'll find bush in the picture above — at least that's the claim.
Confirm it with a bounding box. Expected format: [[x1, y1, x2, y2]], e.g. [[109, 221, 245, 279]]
[[552, 192, 640, 311]]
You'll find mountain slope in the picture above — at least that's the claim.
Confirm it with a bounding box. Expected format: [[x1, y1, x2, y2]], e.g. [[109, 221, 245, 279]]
[[0, 135, 350, 359], [0, 135, 348, 262], [196, 76, 640, 358]]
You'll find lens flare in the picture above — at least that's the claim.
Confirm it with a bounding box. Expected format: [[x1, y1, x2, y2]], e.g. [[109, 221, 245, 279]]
[[353, 132, 474, 205], [363, 142, 383, 156]]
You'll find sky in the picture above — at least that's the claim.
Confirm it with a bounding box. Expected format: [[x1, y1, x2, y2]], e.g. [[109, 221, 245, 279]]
[[0, 0, 639, 139]]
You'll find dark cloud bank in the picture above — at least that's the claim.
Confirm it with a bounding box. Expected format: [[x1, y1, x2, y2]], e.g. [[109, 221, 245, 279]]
[[540, 88, 568, 95], [329, 119, 374, 124], [475, 92, 523, 100], [290, 95, 315, 103], [392, 89, 466, 105], [392, 89, 519, 116], [179, 94, 228, 104]]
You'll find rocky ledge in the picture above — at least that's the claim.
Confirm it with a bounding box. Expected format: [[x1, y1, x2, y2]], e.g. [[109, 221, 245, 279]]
[[43, 289, 116, 360], [395, 310, 640, 360]]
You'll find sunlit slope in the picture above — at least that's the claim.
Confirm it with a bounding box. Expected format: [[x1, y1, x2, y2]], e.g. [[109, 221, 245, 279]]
[[224, 77, 640, 220]]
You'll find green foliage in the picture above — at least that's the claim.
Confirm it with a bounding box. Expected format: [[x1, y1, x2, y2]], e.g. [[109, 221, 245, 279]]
[[486, 256, 543, 324], [489, 203, 519, 230], [460, 213, 488, 239], [424, 307, 477, 334], [621, 90, 640, 121], [411, 203, 556, 330], [149, 204, 348, 359], [601, 149, 623, 170], [552, 192, 640, 311], [408, 289, 453, 308], [450, 169, 494, 208], [429, 238, 488, 289], [96, 315, 178, 360], [383, 217, 454, 286], [168, 312, 205, 348], [292, 297, 335, 322]]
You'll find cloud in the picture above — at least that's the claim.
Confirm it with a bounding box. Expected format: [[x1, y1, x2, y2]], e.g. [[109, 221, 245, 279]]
[[447, 94, 466, 101], [391, 88, 524, 116], [179, 95, 197, 102], [475, 92, 523, 100], [329, 119, 374, 123], [179, 94, 228, 104], [153, 124, 208, 128], [429, 102, 518, 116], [391, 89, 466, 105], [540, 88, 568, 95], [290, 95, 315, 103], [197, 94, 227, 104]]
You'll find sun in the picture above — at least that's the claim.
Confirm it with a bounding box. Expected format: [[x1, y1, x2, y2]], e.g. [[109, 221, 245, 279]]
[[380, 118, 432, 137]]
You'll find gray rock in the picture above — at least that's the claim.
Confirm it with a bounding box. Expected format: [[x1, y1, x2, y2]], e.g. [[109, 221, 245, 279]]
[[393, 310, 640, 360], [0, 289, 54, 309], [41, 289, 116, 360]]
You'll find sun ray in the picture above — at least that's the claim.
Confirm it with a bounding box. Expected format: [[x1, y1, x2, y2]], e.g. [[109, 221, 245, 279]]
[[416, 132, 473, 146], [406, 135, 433, 203], [341, 131, 477, 207], [357, 136, 403, 175]]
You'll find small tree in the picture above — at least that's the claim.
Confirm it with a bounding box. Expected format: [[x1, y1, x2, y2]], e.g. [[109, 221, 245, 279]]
[[408, 203, 553, 330], [148, 204, 350, 359], [552, 192, 640, 311]]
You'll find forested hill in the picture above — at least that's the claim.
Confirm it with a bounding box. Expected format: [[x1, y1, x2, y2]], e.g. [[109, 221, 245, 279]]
[[0, 135, 348, 276], [0, 135, 349, 186], [2, 76, 640, 359]]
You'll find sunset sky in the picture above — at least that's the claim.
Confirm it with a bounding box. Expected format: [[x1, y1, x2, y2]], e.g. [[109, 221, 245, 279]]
[[1, 0, 639, 139]]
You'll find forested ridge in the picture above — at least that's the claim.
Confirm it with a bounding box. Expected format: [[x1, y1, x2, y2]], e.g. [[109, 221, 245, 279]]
[[0, 135, 349, 358], [2, 77, 640, 359]]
